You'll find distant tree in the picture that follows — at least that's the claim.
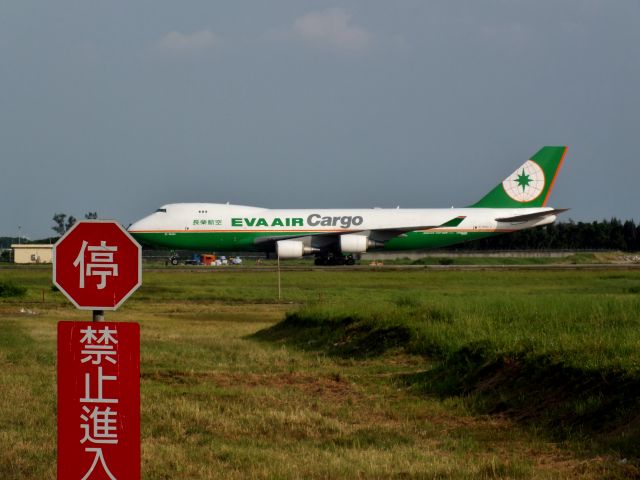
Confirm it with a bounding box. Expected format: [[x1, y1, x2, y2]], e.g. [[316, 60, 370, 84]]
[[446, 218, 640, 252], [84, 212, 98, 220], [623, 220, 638, 251], [52, 213, 78, 236], [52, 213, 67, 236]]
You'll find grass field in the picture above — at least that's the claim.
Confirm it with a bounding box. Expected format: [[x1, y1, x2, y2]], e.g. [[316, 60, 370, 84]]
[[368, 252, 620, 266], [1, 265, 640, 478]]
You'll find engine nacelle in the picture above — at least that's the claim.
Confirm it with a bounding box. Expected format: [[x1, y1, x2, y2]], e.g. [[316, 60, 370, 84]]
[[276, 240, 317, 259], [339, 234, 384, 254]]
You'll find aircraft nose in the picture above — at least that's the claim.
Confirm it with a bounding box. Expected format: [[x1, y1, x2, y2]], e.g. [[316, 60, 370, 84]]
[[128, 217, 150, 233]]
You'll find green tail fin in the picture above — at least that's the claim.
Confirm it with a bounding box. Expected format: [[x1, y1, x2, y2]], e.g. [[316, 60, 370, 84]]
[[470, 146, 567, 208]]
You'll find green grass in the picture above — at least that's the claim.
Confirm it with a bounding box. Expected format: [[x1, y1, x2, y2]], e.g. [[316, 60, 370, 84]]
[[253, 268, 640, 459], [3, 265, 640, 372], [0, 280, 27, 298], [364, 252, 613, 265], [282, 287, 640, 372], [1, 265, 640, 478], [3, 265, 640, 371]]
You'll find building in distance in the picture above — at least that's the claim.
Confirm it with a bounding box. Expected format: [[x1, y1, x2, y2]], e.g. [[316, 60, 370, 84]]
[[11, 244, 53, 264]]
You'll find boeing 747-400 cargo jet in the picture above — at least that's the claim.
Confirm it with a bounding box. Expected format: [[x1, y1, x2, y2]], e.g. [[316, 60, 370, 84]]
[[129, 146, 568, 265]]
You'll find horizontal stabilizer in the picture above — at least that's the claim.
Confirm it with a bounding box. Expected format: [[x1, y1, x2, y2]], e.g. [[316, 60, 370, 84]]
[[495, 208, 569, 223]]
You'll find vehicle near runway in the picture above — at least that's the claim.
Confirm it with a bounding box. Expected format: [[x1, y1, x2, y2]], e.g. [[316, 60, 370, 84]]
[[129, 147, 568, 265]]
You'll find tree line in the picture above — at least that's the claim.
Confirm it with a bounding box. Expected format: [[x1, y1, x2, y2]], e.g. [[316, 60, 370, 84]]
[[51, 212, 98, 236], [448, 218, 640, 251]]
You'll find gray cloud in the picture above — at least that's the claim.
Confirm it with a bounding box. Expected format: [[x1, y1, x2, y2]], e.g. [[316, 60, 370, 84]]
[[291, 8, 371, 52]]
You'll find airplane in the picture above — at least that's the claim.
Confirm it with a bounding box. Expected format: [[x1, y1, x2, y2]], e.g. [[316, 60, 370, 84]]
[[128, 146, 568, 265]]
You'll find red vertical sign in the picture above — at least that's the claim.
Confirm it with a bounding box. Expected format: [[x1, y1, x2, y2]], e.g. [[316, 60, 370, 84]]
[[58, 321, 140, 480]]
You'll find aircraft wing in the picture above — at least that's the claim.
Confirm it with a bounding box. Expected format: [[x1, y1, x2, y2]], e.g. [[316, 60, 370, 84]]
[[495, 209, 569, 223], [252, 216, 467, 247], [368, 216, 466, 242]]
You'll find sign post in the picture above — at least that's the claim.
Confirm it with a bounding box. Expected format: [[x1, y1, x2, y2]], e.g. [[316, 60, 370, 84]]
[[53, 220, 142, 479]]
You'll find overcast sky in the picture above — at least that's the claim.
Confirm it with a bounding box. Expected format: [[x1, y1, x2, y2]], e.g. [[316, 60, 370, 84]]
[[1, 1, 639, 239]]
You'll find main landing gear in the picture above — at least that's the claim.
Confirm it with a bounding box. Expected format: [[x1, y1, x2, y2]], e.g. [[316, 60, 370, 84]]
[[314, 253, 356, 266]]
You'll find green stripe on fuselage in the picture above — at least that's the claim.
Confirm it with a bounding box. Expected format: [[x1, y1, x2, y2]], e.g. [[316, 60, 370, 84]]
[[384, 230, 498, 250], [131, 230, 500, 252]]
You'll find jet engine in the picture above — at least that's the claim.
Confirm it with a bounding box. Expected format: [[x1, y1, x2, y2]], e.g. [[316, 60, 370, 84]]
[[339, 234, 384, 253], [276, 240, 318, 259]]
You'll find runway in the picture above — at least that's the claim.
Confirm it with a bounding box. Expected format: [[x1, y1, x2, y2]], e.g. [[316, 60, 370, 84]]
[[147, 263, 640, 273]]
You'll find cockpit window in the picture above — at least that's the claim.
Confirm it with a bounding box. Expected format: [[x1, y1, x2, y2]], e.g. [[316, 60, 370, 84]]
[[155, 208, 167, 213]]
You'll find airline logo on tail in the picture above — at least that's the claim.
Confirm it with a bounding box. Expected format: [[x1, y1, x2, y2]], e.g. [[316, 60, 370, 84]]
[[502, 160, 545, 203]]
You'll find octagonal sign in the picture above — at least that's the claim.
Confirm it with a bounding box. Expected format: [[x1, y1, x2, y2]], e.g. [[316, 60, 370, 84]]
[[53, 220, 142, 310]]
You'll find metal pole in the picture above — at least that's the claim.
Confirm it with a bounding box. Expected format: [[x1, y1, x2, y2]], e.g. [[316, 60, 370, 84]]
[[93, 310, 105, 322], [277, 255, 281, 301]]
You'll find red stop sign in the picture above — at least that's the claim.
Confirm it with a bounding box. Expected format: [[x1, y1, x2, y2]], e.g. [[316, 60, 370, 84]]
[[53, 221, 142, 310]]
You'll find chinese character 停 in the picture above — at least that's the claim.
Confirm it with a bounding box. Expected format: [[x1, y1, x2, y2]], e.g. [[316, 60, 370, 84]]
[[73, 241, 119, 289]]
